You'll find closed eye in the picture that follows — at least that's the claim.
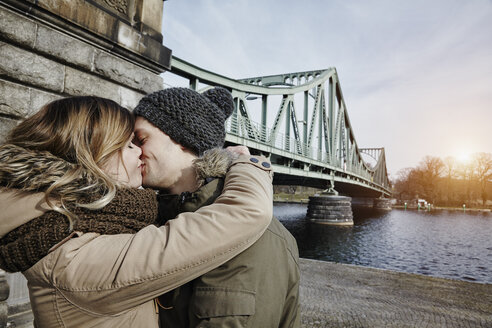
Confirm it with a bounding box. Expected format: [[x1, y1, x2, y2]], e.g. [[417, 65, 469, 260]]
[[133, 136, 145, 146]]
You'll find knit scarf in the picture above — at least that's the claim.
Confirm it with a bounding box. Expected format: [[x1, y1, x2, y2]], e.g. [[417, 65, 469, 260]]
[[0, 144, 233, 273], [0, 188, 158, 273]]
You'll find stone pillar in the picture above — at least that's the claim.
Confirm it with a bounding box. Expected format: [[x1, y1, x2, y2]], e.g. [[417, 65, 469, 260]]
[[307, 188, 353, 225], [351, 197, 374, 209], [0, 0, 173, 323], [0, 270, 9, 328], [0, 0, 172, 143], [373, 198, 392, 211]]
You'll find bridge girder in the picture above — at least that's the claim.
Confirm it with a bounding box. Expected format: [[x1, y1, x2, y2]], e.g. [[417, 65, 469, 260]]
[[168, 56, 391, 197]]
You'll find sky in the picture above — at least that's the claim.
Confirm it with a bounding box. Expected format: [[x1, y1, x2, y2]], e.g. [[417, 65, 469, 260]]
[[160, 0, 492, 177]]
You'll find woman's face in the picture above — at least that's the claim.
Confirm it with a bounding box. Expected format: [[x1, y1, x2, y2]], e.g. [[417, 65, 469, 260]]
[[104, 135, 143, 188]]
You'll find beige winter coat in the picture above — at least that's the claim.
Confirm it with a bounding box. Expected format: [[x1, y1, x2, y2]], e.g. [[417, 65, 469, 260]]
[[0, 155, 273, 327]]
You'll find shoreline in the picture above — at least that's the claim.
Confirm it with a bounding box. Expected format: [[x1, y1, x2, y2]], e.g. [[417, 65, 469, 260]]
[[274, 199, 492, 213], [392, 205, 491, 213], [274, 199, 308, 204]]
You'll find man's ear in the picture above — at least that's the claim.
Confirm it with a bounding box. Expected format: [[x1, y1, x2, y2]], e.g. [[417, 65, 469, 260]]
[[179, 144, 198, 157]]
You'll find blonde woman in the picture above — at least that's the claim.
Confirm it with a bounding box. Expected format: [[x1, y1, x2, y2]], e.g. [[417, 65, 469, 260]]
[[0, 96, 273, 327]]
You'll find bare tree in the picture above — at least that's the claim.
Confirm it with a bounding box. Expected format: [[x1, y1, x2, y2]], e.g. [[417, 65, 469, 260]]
[[472, 152, 492, 206], [418, 156, 444, 203], [443, 156, 457, 179], [456, 161, 474, 203], [443, 156, 457, 203], [393, 168, 413, 201], [393, 153, 490, 208]]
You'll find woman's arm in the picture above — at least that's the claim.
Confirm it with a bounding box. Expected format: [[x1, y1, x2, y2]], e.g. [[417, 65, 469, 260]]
[[48, 155, 273, 314], [0, 189, 52, 238]]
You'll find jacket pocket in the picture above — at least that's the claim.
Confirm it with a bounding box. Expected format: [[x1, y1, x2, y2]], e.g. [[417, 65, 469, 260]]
[[191, 287, 255, 326]]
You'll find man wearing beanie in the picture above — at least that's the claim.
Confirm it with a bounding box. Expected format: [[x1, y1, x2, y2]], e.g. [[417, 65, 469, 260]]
[[134, 87, 300, 327]]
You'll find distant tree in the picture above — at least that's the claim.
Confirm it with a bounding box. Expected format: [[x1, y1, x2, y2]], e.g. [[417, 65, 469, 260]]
[[443, 156, 457, 203], [456, 160, 474, 203], [393, 168, 414, 200], [443, 156, 457, 179], [417, 156, 444, 203], [472, 152, 492, 206]]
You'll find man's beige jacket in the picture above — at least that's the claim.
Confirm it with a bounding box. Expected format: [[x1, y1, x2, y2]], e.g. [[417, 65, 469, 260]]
[[0, 156, 273, 327]]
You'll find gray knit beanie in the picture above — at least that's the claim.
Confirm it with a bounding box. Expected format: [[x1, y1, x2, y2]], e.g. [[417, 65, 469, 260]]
[[133, 87, 234, 155]]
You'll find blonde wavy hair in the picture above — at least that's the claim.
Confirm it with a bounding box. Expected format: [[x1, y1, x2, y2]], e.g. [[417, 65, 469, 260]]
[[0, 96, 135, 231]]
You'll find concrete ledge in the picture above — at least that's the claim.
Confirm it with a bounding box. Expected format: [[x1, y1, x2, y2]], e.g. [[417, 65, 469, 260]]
[[299, 258, 492, 327]]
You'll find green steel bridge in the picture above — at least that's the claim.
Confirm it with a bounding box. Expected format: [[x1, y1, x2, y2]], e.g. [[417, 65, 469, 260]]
[[169, 57, 391, 198]]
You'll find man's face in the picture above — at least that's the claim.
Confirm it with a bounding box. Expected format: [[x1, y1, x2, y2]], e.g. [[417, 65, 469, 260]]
[[134, 116, 193, 191]]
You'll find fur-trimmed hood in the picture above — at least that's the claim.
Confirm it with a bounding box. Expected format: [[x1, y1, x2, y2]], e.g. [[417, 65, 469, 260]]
[[0, 144, 236, 237], [193, 148, 237, 187]]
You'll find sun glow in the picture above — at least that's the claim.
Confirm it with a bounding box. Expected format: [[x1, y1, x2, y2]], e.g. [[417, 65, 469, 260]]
[[456, 151, 471, 163]]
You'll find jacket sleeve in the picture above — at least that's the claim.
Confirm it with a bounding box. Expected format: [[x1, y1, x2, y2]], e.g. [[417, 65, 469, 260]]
[[48, 155, 273, 315], [0, 189, 52, 238]]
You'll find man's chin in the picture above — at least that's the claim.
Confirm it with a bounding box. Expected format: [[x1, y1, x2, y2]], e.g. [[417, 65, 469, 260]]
[[142, 178, 162, 190], [141, 178, 155, 189]]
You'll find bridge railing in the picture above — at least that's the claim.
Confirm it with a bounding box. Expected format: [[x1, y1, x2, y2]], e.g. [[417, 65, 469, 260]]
[[227, 114, 329, 160], [226, 114, 374, 182]]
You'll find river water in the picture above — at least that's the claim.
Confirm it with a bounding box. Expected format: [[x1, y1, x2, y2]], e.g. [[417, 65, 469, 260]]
[[275, 203, 492, 284]]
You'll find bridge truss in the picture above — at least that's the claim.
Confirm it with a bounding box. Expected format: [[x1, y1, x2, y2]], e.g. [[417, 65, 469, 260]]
[[169, 57, 391, 197]]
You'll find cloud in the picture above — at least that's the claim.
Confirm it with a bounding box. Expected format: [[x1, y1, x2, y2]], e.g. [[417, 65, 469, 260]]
[[162, 0, 492, 174]]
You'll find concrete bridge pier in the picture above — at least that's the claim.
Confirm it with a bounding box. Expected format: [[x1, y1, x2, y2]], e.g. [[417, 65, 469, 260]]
[[373, 197, 392, 211], [352, 197, 393, 212], [306, 188, 353, 226]]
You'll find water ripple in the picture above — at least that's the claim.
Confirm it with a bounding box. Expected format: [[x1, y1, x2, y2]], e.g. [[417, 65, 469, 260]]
[[275, 204, 492, 284]]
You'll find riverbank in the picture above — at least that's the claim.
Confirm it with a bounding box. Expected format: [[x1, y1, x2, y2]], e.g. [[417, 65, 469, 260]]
[[299, 258, 492, 327], [274, 194, 309, 203], [275, 199, 492, 213], [393, 205, 492, 213]]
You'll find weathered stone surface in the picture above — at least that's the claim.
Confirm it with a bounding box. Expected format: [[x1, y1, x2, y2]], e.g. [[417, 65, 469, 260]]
[[0, 271, 9, 301], [139, 0, 163, 33], [0, 80, 31, 118], [0, 42, 65, 93], [0, 117, 18, 143], [94, 50, 162, 93], [0, 79, 61, 119], [64, 66, 119, 102], [0, 7, 37, 48], [136, 30, 168, 66], [116, 20, 170, 68], [117, 21, 142, 55], [94, 0, 129, 16], [0, 302, 6, 328], [37, 0, 117, 39], [119, 86, 144, 110], [29, 89, 61, 116], [35, 25, 94, 71]]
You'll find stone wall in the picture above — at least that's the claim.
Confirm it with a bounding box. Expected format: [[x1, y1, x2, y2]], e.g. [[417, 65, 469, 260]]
[[0, 1, 171, 326], [0, 0, 171, 143]]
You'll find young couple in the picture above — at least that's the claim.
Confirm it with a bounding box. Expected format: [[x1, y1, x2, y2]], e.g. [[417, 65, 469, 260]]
[[0, 87, 300, 327]]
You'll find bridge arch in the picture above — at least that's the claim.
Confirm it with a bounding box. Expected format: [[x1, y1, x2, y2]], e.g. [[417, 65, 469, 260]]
[[169, 56, 391, 197]]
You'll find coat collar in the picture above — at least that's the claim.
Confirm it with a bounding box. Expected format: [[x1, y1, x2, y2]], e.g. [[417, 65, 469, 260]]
[[157, 178, 224, 225]]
